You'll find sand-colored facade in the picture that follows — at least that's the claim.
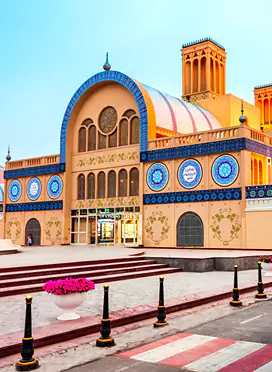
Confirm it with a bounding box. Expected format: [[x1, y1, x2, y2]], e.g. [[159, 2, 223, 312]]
[[1, 38, 272, 249]]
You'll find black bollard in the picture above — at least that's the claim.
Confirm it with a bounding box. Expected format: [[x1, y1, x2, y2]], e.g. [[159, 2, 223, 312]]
[[256, 261, 267, 299], [16, 296, 39, 371], [154, 276, 168, 328], [230, 265, 242, 307], [96, 284, 115, 347]]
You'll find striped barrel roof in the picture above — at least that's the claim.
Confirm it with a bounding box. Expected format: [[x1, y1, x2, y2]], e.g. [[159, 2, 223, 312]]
[[139, 83, 221, 134]]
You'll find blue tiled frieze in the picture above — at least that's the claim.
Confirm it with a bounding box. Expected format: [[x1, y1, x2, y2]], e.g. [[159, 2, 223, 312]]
[[246, 185, 272, 199], [140, 138, 272, 163], [6, 200, 63, 212], [4, 163, 65, 179], [245, 139, 272, 158], [140, 138, 245, 162], [60, 70, 149, 162], [144, 188, 242, 205]]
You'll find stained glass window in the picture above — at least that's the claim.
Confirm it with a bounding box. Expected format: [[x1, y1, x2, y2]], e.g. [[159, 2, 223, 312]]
[[107, 170, 116, 197], [130, 116, 140, 144], [87, 173, 95, 199], [129, 168, 139, 196], [98, 172, 105, 198], [78, 127, 86, 152], [119, 119, 128, 146], [77, 174, 85, 200], [88, 125, 96, 151], [118, 169, 127, 197]]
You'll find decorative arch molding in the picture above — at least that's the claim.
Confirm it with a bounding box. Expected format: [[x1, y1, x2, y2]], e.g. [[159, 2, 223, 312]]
[[60, 70, 148, 163]]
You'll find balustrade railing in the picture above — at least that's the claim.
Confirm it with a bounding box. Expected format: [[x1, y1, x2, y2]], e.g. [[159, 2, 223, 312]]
[[5, 154, 60, 170], [147, 125, 272, 151]]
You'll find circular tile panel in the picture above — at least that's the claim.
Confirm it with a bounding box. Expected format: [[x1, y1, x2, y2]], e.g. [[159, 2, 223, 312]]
[[47, 175, 63, 199], [178, 159, 202, 189], [27, 177, 41, 200], [147, 163, 169, 191], [212, 155, 239, 186], [8, 180, 22, 202]]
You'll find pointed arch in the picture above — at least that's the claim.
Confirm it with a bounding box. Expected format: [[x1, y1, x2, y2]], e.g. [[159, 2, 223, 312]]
[[78, 127, 86, 153], [118, 169, 128, 197], [107, 170, 116, 198], [87, 172, 95, 199], [129, 167, 139, 196], [77, 174, 85, 200], [97, 171, 105, 198]]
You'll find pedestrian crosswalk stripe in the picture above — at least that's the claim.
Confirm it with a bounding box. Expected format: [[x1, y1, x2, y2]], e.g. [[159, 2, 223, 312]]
[[131, 334, 215, 363], [116, 332, 272, 371]]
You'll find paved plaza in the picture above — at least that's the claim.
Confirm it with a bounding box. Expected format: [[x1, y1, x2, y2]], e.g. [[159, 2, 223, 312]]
[[2, 268, 271, 335], [1, 245, 271, 269]]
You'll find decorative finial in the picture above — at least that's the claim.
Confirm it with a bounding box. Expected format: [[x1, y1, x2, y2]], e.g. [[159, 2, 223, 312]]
[[103, 52, 111, 71], [6, 146, 11, 162], [239, 99, 247, 125]]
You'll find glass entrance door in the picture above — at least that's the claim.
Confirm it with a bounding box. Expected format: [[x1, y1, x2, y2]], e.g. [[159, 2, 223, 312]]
[[97, 218, 114, 244]]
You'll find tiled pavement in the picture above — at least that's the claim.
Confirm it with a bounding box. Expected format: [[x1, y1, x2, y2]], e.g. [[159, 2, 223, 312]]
[[2, 269, 270, 335]]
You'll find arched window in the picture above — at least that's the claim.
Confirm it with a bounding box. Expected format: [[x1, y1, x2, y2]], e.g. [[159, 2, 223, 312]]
[[88, 125, 96, 151], [109, 129, 117, 148], [215, 61, 219, 94], [129, 168, 139, 196], [107, 170, 116, 197], [254, 159, 258, 185], [118, 169, 127, 197], [130, 117, 140, 144], [200, 57, 206, 91], [77, 174, 85, 200], [177, 212, 204, 247], [78, 127, 86, 153], [98, 133, 106, 149], [185, 61, 191, 94], [87, 172, 95, 199], [119, 119, 128, 146], [259, 160, 263, 185], [97, 172, 105, 198], [122, 109, 136, 118], [193, 59, 198, 92]]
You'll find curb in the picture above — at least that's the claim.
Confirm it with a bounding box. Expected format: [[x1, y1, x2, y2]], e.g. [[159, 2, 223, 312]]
[[1, 281, 271, 358]]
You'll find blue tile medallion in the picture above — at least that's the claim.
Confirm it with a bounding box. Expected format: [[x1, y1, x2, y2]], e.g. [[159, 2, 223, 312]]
[[178, 159, 202, 189], [8, 180, 22, 202], [212, 155, 239, 186], [27, 177, 42, 201], [147, 163, 169, 191], [47, 175, 63, 199]]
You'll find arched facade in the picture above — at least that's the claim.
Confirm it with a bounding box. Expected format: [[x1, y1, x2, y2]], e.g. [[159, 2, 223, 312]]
[[5, 39, 272, 251]]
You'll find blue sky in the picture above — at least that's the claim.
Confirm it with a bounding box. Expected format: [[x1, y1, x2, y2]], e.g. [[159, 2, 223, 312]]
[[1, 0, 271, 164]]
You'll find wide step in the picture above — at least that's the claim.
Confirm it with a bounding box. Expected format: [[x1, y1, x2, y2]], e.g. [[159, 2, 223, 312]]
[[0, 257, 181, 297], [0, 267, 181, 297], [0, 260, 157, 280]]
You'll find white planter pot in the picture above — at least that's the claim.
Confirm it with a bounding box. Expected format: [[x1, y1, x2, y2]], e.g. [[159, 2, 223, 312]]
[[261, 262, 272, 276], [53, 292, 87, 320]]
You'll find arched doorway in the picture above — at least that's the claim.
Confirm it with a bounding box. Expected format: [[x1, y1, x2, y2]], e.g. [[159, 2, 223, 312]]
[[25, 218, 41, 246], [177, 212, 204, 247]]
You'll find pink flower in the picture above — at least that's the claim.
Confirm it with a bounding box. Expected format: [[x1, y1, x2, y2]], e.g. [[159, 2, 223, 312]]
[[43, 277, 95, 295]]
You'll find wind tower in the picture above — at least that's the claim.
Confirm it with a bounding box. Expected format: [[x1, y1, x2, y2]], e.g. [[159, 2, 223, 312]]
[[254, 84, 272, 133], [181, 38, 227, 102]]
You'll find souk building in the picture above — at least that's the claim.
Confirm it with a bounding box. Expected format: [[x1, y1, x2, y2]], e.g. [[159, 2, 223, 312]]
[[1, 38, 272, 250]]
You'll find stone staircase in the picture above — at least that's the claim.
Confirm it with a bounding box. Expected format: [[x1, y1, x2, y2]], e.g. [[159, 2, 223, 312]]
[[0, 257, 181, 297]]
